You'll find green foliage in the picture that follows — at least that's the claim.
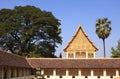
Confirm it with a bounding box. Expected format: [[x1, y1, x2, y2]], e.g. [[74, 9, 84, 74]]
[[59, 52, 62, 58], [0, 5, 62, 58], [111, 40, 120, 58], [95, 18, 111, 39], [95, 18, 112, 58]]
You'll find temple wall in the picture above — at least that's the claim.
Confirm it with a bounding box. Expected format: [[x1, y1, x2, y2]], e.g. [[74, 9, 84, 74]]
[[44, 69, 53, 75], [69, 69, 78, 76], [39, 68, 120, 79], [94, 69, 103, 76], [106, 69, 116, 76], [0, 66, 34, 79], [81, 69, 91, 76], [56, 69, 66, 75]]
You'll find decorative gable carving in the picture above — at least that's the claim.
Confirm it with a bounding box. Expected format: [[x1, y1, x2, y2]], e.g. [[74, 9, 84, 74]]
[[64, 25, 98, 58]]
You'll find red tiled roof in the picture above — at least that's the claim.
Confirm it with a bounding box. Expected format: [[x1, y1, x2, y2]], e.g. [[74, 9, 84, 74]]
[[0, 50, 31, 68], [27, 58, 120, 69], [1, 50, 120, 69]]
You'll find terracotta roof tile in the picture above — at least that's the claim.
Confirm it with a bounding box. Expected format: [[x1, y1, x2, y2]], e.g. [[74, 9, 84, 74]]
[[0, 50, 31, 68], [27, 58, 120, 69], [1, 50, 120, 69]]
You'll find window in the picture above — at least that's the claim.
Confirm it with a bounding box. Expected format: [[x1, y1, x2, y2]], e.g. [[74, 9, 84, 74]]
[[88, 53, 93, 58], [68, 53, 74, 58], [76, 52, 80, 58], [81, 52, 86, 58]]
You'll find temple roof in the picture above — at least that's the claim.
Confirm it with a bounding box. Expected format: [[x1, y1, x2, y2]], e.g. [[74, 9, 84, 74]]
[[0, 50, 31, 68], [0, 50, 120, 69], [27, 58, 120, 69], [64, 25, 98, 52]]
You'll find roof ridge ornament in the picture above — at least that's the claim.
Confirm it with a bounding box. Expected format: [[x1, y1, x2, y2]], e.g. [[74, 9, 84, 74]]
[[78, 24, 83, 27]]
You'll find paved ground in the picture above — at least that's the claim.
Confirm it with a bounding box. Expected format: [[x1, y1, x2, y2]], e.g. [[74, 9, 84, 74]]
[[112, 77, 120, 79]]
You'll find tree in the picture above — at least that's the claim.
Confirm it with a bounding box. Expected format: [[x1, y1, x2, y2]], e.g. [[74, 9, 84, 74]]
[[111, 40, 120, 58], [59, 52, 62, 58], [95, 18, 112, 58], [0, 5, 62, 58]]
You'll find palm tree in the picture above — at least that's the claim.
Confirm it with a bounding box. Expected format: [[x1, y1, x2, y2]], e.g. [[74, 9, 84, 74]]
[[95, 18, 112, 58]]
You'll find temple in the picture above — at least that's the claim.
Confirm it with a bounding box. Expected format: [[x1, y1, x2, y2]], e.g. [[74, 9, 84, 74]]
[[0, 25, 120, 79], [64, 26, 98, 58]]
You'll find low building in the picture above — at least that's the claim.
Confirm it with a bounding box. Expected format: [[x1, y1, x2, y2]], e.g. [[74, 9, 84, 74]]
[[28, 58, 120, 79], [0, 25, 120, 79], [0, 50, 34, 79], [63, 25, 98, 59]]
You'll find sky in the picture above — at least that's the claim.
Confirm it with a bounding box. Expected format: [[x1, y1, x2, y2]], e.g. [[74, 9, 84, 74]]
[[0, 0, 120, 58]]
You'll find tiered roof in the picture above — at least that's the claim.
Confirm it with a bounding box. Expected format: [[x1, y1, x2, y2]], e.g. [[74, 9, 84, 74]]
[[64, 25, 98, 52]]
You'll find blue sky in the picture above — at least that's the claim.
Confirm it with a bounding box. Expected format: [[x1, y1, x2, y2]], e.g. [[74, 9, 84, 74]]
[[0, 0, 120, 58]]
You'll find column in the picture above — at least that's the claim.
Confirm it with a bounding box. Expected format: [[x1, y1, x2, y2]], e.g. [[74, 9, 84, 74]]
[[78, 69, 81, 76], [103, 69, 106, 76], [41, 69, 44, 75], [86, 52, 88, 58], [91, 69, 94, 76], [116, 69, 119, 76], [53, 69, 56, 76], [66, 69, 69, 76], [93, 52, 96, 58], [66, 53, 68, 58]]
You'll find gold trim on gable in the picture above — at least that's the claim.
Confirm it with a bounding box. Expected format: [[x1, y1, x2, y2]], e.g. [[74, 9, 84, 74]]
[[63, 25, 98, 52]]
